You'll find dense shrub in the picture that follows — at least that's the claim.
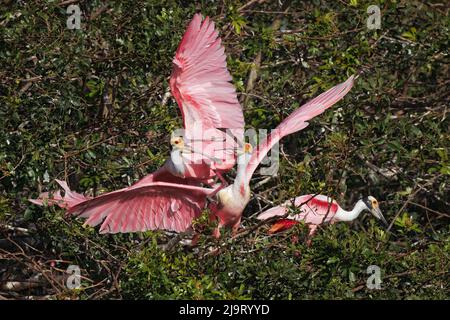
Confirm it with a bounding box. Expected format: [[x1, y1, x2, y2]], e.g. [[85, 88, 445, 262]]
[[0, 0, 448, 299]]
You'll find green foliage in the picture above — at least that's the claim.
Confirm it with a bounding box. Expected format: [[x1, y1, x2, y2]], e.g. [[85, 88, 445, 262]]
[[0, 0, 448, 299], [121, 223, 448, 299]]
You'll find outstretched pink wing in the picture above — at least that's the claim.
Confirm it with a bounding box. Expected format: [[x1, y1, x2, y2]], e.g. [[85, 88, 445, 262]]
[[257, 194, 340, 225], [170, 13, 244, 131], [245, 75, 355, 182], [30, 179, 214, 234], [69, 181, 213, 234]]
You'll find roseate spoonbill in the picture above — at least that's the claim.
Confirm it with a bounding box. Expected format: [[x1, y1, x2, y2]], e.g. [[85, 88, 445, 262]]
[[256, 194, 387, 243], [209, 75, 355, 237], [30, 14, 242, 205], [30, 76, 355, 235], [142, 13, 245, 185]]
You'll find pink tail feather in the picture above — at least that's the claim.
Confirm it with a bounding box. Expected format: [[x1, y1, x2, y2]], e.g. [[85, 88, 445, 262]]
[[28, 179, 90, 210]]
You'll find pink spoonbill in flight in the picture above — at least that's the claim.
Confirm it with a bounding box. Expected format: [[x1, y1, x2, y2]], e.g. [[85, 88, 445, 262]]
[[131, 13, 245, 187], [209, 75, 355, 237], [30, 13, 244, 217], [257, 194, 387, 243], [28, 13, 243, 232]]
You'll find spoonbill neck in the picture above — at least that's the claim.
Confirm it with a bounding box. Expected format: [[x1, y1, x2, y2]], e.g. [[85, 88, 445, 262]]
[[334, 199, 367, 222], [168, 148, 185, 177], [232, 153, 251, 195]]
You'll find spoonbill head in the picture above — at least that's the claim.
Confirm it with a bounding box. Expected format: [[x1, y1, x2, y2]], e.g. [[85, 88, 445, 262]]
[[362, 196, 387, 226], [170, 135, 185, 150]]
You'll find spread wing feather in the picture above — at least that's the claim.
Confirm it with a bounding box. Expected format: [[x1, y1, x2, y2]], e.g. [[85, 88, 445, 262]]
[[245, 75, 355, 182], [170, 13, 244, 131]]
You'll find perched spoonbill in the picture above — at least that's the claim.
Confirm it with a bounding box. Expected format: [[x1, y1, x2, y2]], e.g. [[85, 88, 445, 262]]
[[257, 194, 387, 243], [30, 76, 355, 235]]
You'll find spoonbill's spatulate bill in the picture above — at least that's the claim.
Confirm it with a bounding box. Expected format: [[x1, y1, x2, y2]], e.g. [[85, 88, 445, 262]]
[[257, 194, 387, 241]]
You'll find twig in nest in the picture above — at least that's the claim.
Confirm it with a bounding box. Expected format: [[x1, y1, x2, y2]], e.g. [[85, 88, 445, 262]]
[[238, 0, 266, 12], [253, 176, 272, 189], [0, 224, 29, 236], [409, 201, 449, 218], [1, 280, 42, 292], [160, 232, 185, 251], [161, 89, 171, 106], [242, 2, 291, 106], [243, 51, 262, 107], [387, 185, 421, 232], [58, 0, 80, 7]]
